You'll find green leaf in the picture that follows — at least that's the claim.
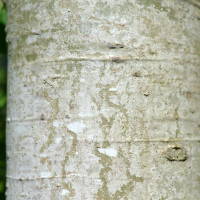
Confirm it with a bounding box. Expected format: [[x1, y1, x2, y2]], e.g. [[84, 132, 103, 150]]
[[0, 95, 6, 108], [0, 161, 5, 167], [0, 1, 2, 10], [0, 180, 4, 193], [0, 7, 6, 25]]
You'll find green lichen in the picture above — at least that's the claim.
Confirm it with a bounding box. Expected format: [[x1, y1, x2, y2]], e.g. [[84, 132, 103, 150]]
[[136, 0, 176, 20], [61, 129, 78, 177], [95, 145, 143, 199], [193, 38, 200, 56], [174, 107, 180, 120], [25, 52, 37, 62], [39, 91, 60, 155], [102, 141, 110, 148], [62, 182, 76, 198], [45, 0, 55, 13], [95, 144, 113, 200], [112, 181, 135, 200], [95, 80, 129, 139], [95, 2, 112, 18], [40, 156, 50, 165]]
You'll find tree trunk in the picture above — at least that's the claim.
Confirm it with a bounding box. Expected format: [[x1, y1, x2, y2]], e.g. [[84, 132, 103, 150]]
[[6, 0, 200, 199]]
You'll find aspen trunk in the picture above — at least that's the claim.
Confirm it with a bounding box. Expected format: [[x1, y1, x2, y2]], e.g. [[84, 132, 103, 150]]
[[6, 0, 200, 199]]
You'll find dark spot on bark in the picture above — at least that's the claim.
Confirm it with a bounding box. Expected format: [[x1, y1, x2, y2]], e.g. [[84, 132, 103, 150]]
[[6, 153, 9, 160], [107, 43, 124, 49], [32, 30, 41, 35], [107, 43, 117, 49], [111, 57, 124, 63], [163, 145, 188, 161], [118, 44, 124, 48], [65, 114, 70, 118], [132, 71, 141, 77], [40, 113, 45, 120]]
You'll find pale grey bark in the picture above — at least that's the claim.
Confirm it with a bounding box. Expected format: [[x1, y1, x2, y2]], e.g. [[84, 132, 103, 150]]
[[6, 0, 200, 199]]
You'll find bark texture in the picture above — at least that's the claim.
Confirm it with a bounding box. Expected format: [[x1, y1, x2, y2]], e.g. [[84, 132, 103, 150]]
[[6, 0, 200, 199]]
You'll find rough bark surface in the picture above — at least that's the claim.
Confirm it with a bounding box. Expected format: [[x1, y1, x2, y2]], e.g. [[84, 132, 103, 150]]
[[6, 0, 200, 199]]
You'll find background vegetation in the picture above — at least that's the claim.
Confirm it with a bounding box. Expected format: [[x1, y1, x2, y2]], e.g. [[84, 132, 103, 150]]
[[0, 0, 7, 199]]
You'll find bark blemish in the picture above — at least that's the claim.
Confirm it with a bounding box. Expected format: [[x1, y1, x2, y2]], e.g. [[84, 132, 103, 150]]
[[118, 44, 124, 48], [163, 145, 188, 161], [107, 43, 117, 49], [43, 79, 54, 88], [174, 107, 180, 120], [107, 43, 124, 49], [40, 113, 45, 120], [131, 71, 141, 77], [148, 48, 157, 55], [65, 114, 70, 119], [20, 193, 26, 197], [111, 57, 124, 63], [32, 30, 41, 35]]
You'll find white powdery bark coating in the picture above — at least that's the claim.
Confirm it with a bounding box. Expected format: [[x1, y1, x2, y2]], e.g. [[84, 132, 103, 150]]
[[6, 0, 200, 199]]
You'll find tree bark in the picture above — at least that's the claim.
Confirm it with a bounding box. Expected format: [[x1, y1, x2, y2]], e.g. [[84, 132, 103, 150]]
[[6, 0, 200, 199]]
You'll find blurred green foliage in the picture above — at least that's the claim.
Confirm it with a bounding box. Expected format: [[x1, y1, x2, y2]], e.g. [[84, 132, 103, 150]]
[[0, 0, 7, 54], [0, 0, 7, 200], [0, 1, 6, 25]]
